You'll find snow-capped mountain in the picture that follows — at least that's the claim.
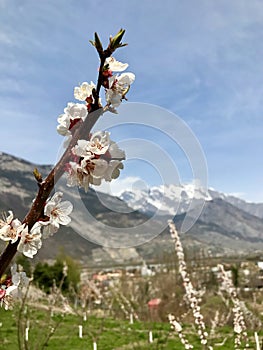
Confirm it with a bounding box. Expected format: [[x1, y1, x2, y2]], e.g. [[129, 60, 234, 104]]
[[120, 184, 212, 216], [119, 184, 263, 219], [1, 151, 263, 260]]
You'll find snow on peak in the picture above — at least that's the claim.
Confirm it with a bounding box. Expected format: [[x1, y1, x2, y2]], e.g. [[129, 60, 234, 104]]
[[119, 183, 212, 216]]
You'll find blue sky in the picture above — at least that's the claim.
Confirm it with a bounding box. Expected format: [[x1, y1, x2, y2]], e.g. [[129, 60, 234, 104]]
[[1, 0, 263, 202]]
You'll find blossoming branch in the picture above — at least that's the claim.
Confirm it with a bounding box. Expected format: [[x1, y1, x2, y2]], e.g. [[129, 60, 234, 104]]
[[0, 29, 135, 307], [217, 264, 249, 349], [168, 220, 210, 348]]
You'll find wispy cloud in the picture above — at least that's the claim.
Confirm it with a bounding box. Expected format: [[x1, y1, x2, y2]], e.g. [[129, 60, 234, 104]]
[[1, 0, 263, 201]]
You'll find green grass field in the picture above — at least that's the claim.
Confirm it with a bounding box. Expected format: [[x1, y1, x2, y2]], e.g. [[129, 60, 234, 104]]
[[0, 306, 261, 350]]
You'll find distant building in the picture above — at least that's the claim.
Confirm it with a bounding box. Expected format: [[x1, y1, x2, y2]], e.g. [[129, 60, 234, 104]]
[[141, 261, 155, 277]]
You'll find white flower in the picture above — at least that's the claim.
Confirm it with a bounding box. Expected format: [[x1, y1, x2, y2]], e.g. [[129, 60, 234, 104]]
[[64, 102, 87, 120], [234, 322, 242, 334], [105, 57, 129, 72], [66, 162, 90, 192], [81, 158, 108, 178], [17, 223, 42, 258], [0, 264, 30, 310], [105, 89, 123, 108], [44, 192, 73, 231], [88, 131, 110, 155], [72, 133, 110, 158], [106, 72, 135, 108], [0, 211, 22, 244], [66, 133, 125, 191], [57, 103, 87, 136], [66, 158, 108, 192], [168, 314, 183, 332], [74, 81, 96, 101], [57, 116, 71, 136], [0, 285, 18, 310], [72, 139, 92, 158], [116, 72, 135, 86], [0, 210, 13, 227], [42, 191, 73, 237]]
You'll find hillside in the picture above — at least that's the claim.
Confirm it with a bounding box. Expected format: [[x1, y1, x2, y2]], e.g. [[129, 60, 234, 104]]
[[1, 152, 263, 265]]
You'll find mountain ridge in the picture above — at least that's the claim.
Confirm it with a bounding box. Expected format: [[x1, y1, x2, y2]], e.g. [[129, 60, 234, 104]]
[[119, 184, 263, 219], [1, 151, 263, 263]]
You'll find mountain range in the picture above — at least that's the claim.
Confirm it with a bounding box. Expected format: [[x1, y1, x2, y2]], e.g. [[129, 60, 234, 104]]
[[119, 184, 263, 219], [0, 152, 263, 266]]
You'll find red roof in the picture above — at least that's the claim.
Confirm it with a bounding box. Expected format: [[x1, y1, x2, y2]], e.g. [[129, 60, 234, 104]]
[[148, 298, 162, 307]]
